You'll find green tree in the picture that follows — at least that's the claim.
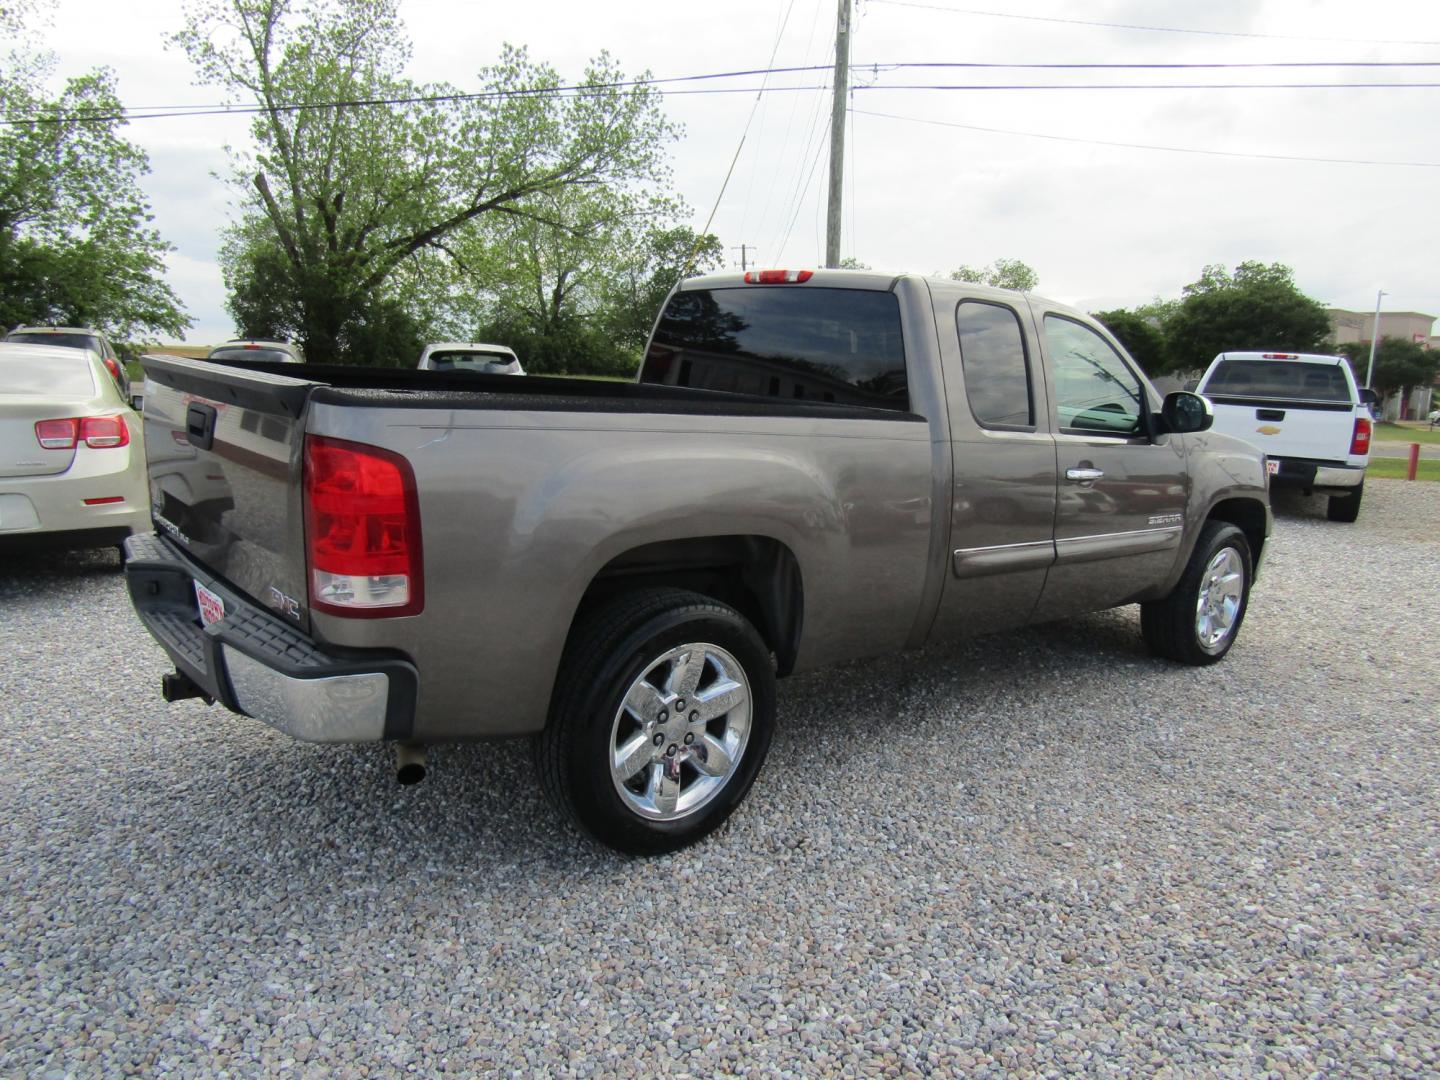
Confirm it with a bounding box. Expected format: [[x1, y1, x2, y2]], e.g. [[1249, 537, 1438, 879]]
[[1092, 309, 1168, 377], [175, 0, 679, 364], [837, 256, 870, 270], [0, 57, 189, 337], [1164, 261, 1329, 374], [1338, 337, 1440, 400], [600, 225, 723, 356], [948, 258, 1038, 292]]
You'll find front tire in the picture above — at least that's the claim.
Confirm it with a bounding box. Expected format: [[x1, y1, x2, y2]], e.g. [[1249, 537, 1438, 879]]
[[1141, 521, 1252, 666], [1326, 481, 1363, 523], [535, 588, 776, 855]]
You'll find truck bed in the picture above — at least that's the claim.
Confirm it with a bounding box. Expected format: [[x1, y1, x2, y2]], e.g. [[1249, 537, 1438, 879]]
[[137, 354, 936, 739]]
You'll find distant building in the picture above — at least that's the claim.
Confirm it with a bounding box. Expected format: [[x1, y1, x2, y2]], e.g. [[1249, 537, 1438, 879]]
[[1326, 308, 1437, 420]]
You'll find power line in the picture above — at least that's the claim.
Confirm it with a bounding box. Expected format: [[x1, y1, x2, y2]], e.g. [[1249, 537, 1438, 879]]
[[7, 60, 1440, 126], [852, 107, 1440, 167], [689, 0, 799, 274], [867, 0, 1440, 47]]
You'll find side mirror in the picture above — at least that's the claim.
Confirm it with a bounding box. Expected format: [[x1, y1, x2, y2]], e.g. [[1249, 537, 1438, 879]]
[[1158, 390, 1212, 434], [129, 393, 144, 412], [1358, 387, 1379, 406]]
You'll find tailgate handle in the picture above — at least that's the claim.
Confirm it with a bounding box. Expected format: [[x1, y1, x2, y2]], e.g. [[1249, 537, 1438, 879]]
[[1256, 408, 1285, 421], [185, 402, 218, 451]]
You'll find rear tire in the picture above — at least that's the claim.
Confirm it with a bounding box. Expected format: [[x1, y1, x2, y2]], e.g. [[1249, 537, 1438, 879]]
[[535, 588, 776, 855], [1141, 521, 1252, 666], [1326, 481, 1363, 523]]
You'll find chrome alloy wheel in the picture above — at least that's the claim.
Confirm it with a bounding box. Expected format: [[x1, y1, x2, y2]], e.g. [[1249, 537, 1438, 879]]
[[1194, 547, 1245, 650], [609, 642, 752, 821]]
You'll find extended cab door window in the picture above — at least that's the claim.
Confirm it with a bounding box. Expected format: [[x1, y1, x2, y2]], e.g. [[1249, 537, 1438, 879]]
[[956, 301, 1034, 430], [1044, 316, 1146, 438]]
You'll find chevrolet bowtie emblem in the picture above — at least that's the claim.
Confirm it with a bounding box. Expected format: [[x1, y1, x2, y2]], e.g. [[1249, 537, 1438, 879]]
[[1255, 425, 1282, 435]]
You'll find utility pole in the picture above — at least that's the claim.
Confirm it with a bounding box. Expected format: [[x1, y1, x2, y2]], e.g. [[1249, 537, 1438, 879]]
[[731, 244, 757, 272], [1364, 288, 1386, 389], [824, 0, 851, 269]]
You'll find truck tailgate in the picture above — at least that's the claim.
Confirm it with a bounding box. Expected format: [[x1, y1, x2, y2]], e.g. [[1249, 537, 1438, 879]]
[[1205, 398, 1358, 462], [140, 355, 315, 632]]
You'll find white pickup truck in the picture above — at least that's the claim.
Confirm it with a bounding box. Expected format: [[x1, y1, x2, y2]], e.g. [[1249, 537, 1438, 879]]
[[1195, 351, 1375, 523]]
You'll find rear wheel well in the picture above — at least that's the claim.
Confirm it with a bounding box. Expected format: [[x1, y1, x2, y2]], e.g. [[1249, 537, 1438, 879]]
[[575, 536, 803, 675], [1207, 498, 1267, 564]]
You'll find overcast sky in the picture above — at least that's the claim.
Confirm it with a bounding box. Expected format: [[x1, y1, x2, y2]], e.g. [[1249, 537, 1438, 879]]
[[36, 0, 1440, 343]]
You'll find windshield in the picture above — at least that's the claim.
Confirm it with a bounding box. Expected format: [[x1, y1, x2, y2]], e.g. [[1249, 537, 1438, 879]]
[[1204, 359, 1350, 402], [6, 331, 101, 354], [1, 352, 98, 397], [208, 347, 296, 364]]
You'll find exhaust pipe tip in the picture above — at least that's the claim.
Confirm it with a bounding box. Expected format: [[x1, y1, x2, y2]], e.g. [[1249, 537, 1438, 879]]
[[395, 743, 427, 785]]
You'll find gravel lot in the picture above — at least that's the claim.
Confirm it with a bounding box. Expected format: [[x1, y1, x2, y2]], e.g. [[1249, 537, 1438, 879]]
[[2, 481, 1437, 1077]]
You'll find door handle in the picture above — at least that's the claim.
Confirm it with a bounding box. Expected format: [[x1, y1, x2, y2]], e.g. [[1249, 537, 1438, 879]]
[[1065, 467, 1104, 483]]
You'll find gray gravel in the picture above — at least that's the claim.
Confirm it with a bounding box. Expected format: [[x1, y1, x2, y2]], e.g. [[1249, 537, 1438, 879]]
[[2, 481, 1437, 1077]]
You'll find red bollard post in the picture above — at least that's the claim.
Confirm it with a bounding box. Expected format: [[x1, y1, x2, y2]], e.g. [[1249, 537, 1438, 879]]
[[1408, 443, 1421, 481]]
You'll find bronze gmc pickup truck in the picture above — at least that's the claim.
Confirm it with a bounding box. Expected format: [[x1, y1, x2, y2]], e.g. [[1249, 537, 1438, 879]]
[[125, 270, 1271, 853]]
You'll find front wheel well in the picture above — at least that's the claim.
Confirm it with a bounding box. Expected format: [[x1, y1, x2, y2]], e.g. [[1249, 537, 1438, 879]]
[[574, 536, 804, 675], [1206, 497, 1268, 565]]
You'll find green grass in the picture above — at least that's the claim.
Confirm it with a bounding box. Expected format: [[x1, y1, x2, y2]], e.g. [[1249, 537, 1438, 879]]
[[1375, 422, 1440, 445], [1367, 457, 1440, 482]]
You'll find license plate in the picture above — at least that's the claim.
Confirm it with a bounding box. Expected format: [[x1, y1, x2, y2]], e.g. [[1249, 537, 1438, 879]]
[[1266, 459, 1280, 475], [194, 581, 226, 626]]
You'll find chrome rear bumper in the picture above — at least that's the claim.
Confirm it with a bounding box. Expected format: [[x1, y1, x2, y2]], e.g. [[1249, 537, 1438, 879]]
[[124, 532, 416, 743]]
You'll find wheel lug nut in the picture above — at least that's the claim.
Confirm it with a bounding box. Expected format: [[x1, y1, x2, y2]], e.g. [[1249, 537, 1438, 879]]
[[684, 733, 694, 745], [676, 699, 686, 711], [653, 733, 665, 746], [666, 744, 677, 757], [657, 709, 668, 722], [689, 711, 699, 723]]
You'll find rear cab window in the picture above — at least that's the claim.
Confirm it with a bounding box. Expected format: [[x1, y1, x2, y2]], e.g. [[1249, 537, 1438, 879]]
[[641, 286, 910, 412], [1202, 359, 1351, 403]]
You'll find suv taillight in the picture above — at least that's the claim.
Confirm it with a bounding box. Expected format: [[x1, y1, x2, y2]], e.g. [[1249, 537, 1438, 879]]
[[34, 415, 129, 449], [303, 435, 423, 617], [1350, 416, 1372, 456]]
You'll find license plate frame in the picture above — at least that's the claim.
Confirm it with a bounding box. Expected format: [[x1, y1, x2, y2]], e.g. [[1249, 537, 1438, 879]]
[[194, 581, 226, 626]]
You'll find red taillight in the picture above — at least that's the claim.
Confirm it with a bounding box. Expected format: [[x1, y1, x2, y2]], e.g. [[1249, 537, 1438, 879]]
[[35, 418, 79, 449], [103, 356, 122, 380], [80, 415, 128, 448], [303, 435, 423, 617], [744, 269, 814, 284], [34, 415, 129, 449], [1261, 353, 1300, 359], [1350, 416, 1372, 456]]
